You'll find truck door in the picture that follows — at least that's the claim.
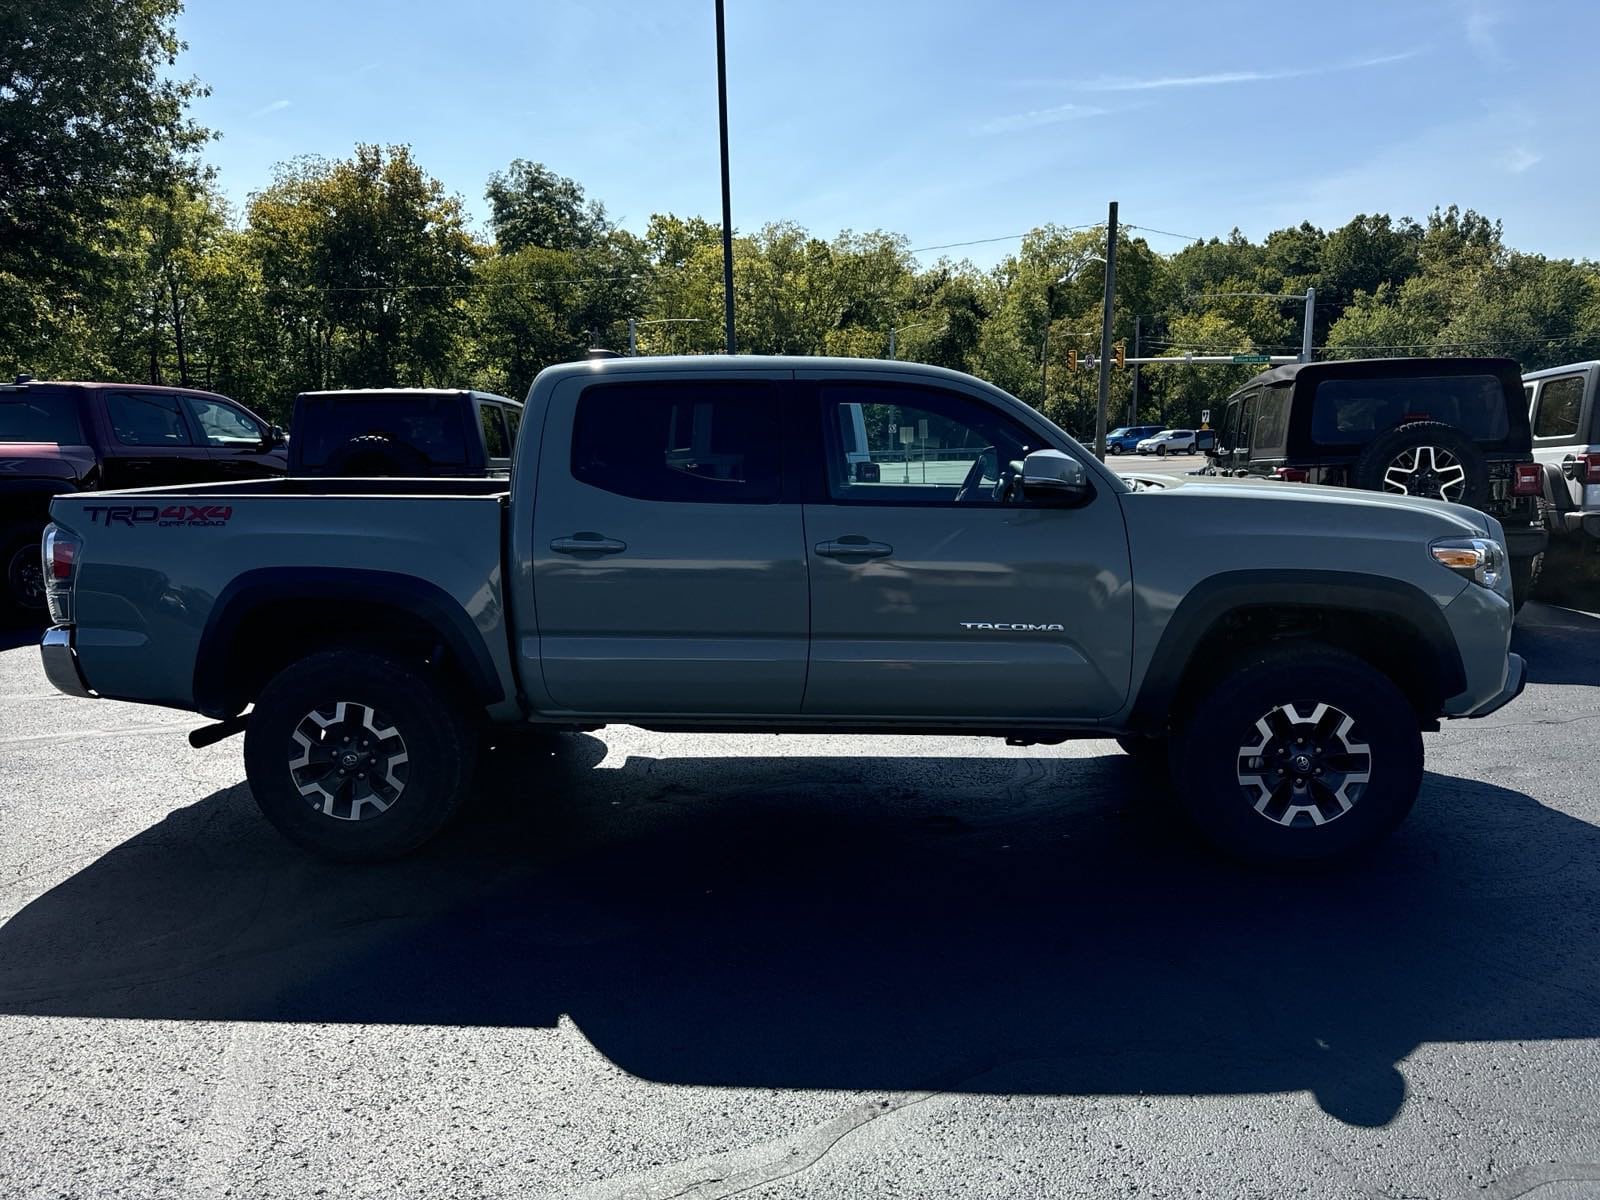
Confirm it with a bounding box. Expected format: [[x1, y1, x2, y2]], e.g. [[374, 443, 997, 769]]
[[181, 394, 284, 479], [98, 390, 213, 489], [528, 371, 808, 714], [797, 375, 1132, 720]]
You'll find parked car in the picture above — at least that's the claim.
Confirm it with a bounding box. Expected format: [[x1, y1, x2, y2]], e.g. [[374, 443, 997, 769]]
[[0, 377, 285, 613], [1204, 357, 1548, 607], [1136, 429, 1199, 455], [1524, 361, 1600, 556], [289, 389, 522, 478], [1106, 425, 1164, 454], [39, 356, 1522, 868]]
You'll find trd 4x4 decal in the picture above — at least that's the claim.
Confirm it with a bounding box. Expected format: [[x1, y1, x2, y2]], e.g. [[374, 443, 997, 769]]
[[83, 504, 234, 528]]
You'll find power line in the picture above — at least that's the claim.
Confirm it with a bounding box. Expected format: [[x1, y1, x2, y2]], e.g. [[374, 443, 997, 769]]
[[1124, 223, 1204, 242], [907, 224, 1102, 255]]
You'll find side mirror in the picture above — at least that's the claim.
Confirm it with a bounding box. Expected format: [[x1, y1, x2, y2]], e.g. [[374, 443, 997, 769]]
[[267, 425, 287, 448], [1021, 449, 1091, 506], [854, 461, 880, 483]]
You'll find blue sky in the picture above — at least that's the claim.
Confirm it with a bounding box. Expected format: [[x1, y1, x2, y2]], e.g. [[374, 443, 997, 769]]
[[176, 0, 1598, 267]]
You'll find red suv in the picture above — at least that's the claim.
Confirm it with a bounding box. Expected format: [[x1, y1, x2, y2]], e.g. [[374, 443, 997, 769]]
[[1, 378, 286, 613]]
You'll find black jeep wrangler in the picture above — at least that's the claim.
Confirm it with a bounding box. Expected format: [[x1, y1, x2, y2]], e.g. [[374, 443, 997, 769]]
[[1205, 357, 1548, 605]]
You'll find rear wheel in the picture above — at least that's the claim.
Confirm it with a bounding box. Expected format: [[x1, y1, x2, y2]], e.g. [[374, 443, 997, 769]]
[[243, 650, 477, 860], [3, 531, 46, 614], [1169, 646, 1422, 865]]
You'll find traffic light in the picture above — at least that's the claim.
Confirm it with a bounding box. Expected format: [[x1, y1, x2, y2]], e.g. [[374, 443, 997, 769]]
[[1114, 340, 1126, 369], [1066, 349, 1078, 372]]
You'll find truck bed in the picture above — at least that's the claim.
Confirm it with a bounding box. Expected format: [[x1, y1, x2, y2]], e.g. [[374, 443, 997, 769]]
[[48, 479, 517, 715]]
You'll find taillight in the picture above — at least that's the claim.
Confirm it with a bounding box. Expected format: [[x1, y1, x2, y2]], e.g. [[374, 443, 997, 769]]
[[1273, 467, 1309, 483], [1580, 452, 1600, 486], [41, 524, 80, 625], [1513, 462, 1543, 496]]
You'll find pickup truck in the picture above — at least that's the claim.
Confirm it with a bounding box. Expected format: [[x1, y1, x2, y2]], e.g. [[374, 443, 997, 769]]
[[1, 378, 286, 612], [37, 357, 1525, 866]]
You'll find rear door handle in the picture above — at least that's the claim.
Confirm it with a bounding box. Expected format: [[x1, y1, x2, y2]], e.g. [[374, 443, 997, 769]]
[[551, 533, 627, 555], [815, 536, 893, 560]]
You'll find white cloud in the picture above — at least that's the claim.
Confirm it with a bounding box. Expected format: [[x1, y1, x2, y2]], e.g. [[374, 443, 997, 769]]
[[977, 103, 1108, 135], [251, 99, 292, 117], [1504, 145, 1541, 173], [1074, 50, 1421, 93], [1462, 1, 1506, 64]]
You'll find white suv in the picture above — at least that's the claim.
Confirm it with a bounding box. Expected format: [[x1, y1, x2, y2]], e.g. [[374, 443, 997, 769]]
[[1136, 429, 1198, 456], [1525, 362, 1600, 549]]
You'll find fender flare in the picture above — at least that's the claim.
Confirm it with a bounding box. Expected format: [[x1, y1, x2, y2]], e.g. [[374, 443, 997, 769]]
[[1129, 569, 1467, 727], [193, 567, 503, 717]]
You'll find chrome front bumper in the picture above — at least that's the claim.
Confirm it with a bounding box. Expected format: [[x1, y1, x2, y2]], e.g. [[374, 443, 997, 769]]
[[40, 626, 92, 699]]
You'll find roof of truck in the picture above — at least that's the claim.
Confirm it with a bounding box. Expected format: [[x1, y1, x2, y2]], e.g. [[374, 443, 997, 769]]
[[1238, 356, 1521, 390], [1523, 361, 1599, 380]]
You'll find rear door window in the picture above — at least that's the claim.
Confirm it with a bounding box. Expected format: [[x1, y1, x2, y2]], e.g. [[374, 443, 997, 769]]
[[1531, 375, 1585, 440], [105, 392, 195, 446], [1252, 384, 1292, 457], [0, 389, 83, 443], [570, 381, 781, 504], [479, 402, 510, 459], [1310, 375, 1511, 448]]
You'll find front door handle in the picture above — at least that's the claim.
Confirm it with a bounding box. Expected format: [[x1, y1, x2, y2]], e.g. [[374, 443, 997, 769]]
[[551, 532, 627, 555], [815, 536, 893, 560]]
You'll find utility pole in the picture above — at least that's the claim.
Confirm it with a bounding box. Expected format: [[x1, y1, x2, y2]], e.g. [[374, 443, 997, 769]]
[[1129, 315, 1141, 426], [714, 0, 736, 354], [1094, 200, 1118, 461], [1301, 286, 1316, 362]]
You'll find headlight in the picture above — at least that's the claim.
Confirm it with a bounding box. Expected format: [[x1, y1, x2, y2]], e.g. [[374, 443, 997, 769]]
[[1430, 536, 1503, 589]]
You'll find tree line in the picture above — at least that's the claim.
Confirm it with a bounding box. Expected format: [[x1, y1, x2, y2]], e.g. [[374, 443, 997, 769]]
[[6, 1, 1600, 433]]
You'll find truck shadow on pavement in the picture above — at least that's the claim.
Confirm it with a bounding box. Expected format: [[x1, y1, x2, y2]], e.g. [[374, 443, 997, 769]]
[[0, 731, 1595, 1130]]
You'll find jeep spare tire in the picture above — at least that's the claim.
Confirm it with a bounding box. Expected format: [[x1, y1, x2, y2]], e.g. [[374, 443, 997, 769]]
[[324, 434, 432, 477], [1352, 420, 1490, 507]]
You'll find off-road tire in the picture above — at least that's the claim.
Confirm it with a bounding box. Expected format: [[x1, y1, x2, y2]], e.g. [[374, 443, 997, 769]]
[[1351, 420, 1490, 507], [3, 529, 46, 614], [243, 650, 477, 860], [1169, 644, 1423, 866]]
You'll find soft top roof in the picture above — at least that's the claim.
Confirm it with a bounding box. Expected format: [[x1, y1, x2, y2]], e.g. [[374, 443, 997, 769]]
[[1237, 356, 1521, 390]]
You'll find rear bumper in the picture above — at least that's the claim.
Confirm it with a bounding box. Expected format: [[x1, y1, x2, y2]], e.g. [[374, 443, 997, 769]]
[[39, 626, 92, 699], [1502, 524, 1549, 558], [1552, 510, 1600, 541], [1466, 652, 1526, 719]]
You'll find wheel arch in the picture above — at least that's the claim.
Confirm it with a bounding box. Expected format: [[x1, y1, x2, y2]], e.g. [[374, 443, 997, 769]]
[[1129, 570, 1466, 733], [193, 567, 504, 719]]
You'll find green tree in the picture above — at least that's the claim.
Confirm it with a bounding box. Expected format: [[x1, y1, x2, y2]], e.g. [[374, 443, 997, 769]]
[[485, 160, 610, 254], [246, 145, 481, 392]]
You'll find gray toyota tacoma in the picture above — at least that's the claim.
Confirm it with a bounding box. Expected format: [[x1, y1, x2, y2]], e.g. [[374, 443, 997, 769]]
[[37, 357, 1525, 865]]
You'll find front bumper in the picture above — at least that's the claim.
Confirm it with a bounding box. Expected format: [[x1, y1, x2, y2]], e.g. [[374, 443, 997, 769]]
[[39, 626, 92, 699], [1466, 652, 1526, 718]]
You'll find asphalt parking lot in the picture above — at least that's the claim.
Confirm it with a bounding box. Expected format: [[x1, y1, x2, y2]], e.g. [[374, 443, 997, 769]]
[[1, 607, 1599, 1199]]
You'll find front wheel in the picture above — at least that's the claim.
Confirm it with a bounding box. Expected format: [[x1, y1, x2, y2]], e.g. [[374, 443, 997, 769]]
[[1169, 645, 1422, 866], [1156, 444, 1167, 457], [243, 649, 478, 860]]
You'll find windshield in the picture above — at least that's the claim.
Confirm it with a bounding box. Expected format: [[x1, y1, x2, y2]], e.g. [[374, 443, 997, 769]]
[[294, 395, 469, 467], [1311, 375, 1512, 446], [0, 391, 84, 443]]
